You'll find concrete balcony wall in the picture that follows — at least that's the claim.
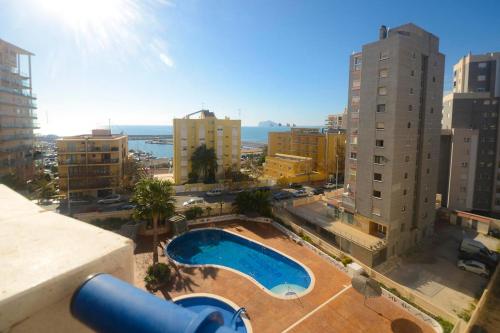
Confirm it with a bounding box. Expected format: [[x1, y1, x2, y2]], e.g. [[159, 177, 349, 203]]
[[0, 185, 134, 332]]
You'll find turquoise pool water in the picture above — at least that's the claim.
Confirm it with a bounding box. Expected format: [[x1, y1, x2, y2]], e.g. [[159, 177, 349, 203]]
[[166, 229, 312, 296], [174, 296, 248, 333]]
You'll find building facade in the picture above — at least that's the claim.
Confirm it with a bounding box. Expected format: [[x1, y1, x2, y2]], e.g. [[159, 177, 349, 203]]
[[173, 110, 241, 185], [263, 153, 314, 182], [0, 39, 37, 181], [440, 52, 500, 213], [266, 128, 345, 182], [342, 24, 445, 262], [325, 112, 345, 130], [57, 129, 128, 199]]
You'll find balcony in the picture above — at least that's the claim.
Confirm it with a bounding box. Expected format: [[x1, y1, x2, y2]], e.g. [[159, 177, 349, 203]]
[[0, 75, 30, 88], [0, 95, 37, 108], [0, 110, 37, 118], [0, 122, 39, 129], [64, 180, 117, 190], [59, 158, 119, 165], [0, 134, 35, 142], [0, 86, 36, 99]]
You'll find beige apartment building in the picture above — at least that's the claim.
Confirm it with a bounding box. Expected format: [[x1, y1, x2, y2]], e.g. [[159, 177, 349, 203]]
[[57, 129, 128, 199], [266, 128, 345, 182], [339, 24, 444, 265], [0, 39, 37, 181], [173, 110, 241, 184], [439, 52, 500, 213], [264, 153, 315, 183]]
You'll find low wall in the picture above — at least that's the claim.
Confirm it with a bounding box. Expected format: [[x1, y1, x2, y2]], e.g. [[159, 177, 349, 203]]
[[292, 195, 322, 207], [73, 209, 133, 222], [188, 214, 273, 227]]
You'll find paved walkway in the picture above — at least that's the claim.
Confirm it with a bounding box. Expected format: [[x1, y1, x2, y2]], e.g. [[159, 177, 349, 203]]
[[134, 220, 437, 333]]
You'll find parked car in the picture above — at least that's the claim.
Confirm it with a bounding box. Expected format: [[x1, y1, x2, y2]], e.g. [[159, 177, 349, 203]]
[[97, 194, 122, 204], [254, 186, 271, 192], [289, 183, 303, 189], [273, 191, 292, 201], [117, 204, 136, 211], [205, 189, 223, 197], [293, 189, 308, 198], [229, 188, 245, 195], [323, 183, 336, 189], [459, 239, 498, 269], [312, 188, 325, 195], [183, 197, 206, 207], [457, 259, 490, 278]]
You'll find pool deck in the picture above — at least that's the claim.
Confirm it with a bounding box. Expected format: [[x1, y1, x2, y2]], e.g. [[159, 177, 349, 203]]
[[134, 220, 437, 333]]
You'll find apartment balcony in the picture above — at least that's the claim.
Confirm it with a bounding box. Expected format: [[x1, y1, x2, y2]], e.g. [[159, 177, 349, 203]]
[[87, 147, 120, 153], [59, 158, 119, 166], [59, 172, 114, 179], [0, 122, 39, 129], [0, 86, 36, 99], [0, 134, 35, 143], [0, 75, 30, 88], [0, 95, 37, 108], [64, 180, 118, 190], [0, 144, 33, 154], [0, 110, 37, 118], [0, 64, 30, 77], [57, 147, 88, 153]]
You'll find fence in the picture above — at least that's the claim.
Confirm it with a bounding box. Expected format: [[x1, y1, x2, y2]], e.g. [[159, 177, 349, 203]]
[[73, 209, 133, 222], [187, 214, 273, 227]]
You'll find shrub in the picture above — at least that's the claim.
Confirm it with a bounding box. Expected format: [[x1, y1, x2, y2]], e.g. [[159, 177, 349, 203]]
[[144, 263, 171, 290], [341, 256, 353, 266], [185, 206, 204, 220]]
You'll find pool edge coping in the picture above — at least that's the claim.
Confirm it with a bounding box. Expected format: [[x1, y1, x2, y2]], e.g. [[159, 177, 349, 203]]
[[172, 292, 253, 333], [165, 227, 316, 300]]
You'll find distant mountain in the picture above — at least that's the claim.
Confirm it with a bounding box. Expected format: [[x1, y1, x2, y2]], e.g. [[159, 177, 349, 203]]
[[258, 120, 279, 127]]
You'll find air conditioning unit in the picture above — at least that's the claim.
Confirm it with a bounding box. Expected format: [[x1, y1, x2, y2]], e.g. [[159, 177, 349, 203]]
[[339, 207, 345, 213]]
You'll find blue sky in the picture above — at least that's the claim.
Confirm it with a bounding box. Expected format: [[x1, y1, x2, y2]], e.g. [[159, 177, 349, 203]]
[[1, 0, 499, 135]]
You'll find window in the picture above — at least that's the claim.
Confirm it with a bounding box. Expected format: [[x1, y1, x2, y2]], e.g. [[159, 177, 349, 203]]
[[407, 122, 411, 128], [379, 69, 388, 78], [461, 162, 468, 168], [374, 155, 384, 164], [404, 172, 408, 179], [405, 156, 410, 162], [372, 207, 381, 216], [376, 122, 385, 130], [427, 153, 431, 159], [374, 173, 382, 181], [403, 189, 407, 195], [402, 205, 406, 212], [430, 107, 434, 114], [432, 76, 436, 82], [484, 100, 491, 105], [373, 190, 382, 198], [410, 70, 415, 77], [409, 88, 414, 94], [379, 51, 389, 60], [424, 197, 428, 203], [464, 137, 471, 143], [426, 168, 430, 174], [352, 79, 361, 88], [354, 57, 362, 71], [408, 104, 413, 111], [377, 104, 386, 113], [376, 139, 384, 147], [350, 152, 357, 159], [401, 223, 406, 232], [378, 87, 387, 96], [478, 62, 487, 69], [478, 75, 486, 82]]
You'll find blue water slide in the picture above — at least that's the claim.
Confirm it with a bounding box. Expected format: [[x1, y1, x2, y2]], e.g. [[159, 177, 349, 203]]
[[71, 273, 236, 333]]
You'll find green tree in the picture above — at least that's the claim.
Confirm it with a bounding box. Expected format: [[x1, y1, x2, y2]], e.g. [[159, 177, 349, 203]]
[[233, 190, 272, 217], [191, 144, 217, 183], [131, 177, 175, 264], [122, 158, 147, 192], [33, 178, 57, 203]]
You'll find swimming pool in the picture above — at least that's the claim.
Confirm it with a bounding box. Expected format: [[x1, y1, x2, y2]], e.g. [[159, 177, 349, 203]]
[[174, 294, 251, 333], [166, 228, 313, 298]]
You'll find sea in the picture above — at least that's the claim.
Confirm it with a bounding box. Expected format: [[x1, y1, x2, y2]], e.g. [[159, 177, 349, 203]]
[[111, 125, 292, 159]]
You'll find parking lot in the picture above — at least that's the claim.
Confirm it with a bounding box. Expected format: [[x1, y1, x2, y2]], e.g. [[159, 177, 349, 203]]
[[383, 221, 499, 317]]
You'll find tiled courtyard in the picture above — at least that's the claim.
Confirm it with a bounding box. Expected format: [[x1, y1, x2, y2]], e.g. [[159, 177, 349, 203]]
[[134, 220, 437, 333]]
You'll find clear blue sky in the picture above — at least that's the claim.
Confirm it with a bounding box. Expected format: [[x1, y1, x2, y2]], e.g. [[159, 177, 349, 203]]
[[1, 0, 499, 135]]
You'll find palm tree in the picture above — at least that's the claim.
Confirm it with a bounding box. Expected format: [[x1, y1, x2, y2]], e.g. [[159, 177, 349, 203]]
[[132, 177, 175, 264], [191, 144, 217, 183], [233, 190, 271, 217]]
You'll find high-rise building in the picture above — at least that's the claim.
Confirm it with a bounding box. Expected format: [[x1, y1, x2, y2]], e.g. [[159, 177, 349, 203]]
[[266, 128, 345, 182], [325, 112, 345, 130], [342, 24, 444, 262], [173, 110, 241, 185], [0, 39, 37, 181], [440, 52, 500, 213], [57, 129, 128, 199]]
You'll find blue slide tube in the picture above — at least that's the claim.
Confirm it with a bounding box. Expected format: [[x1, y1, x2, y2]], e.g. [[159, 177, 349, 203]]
[[71, 273, 236, 333]]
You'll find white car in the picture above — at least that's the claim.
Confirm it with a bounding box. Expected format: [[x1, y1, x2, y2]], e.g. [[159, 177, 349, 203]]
[[97, 194, 122, 204], [183, 197, 205, 207], [205, 189, 223, 197], [293, 189, 309, 198], [457, 259, 490, 277], [324, 183, 336, 189]]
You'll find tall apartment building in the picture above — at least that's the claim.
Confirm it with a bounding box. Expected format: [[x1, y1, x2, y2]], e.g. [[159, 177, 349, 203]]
[[57, 129, 128, 199], [342, 24, 444, 263], [0, 39, 37, 181], [267, 128, 345, 182], [325, 112, 345, 130], [440, 52, 500, 213], [173, 110, 241, 185]]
